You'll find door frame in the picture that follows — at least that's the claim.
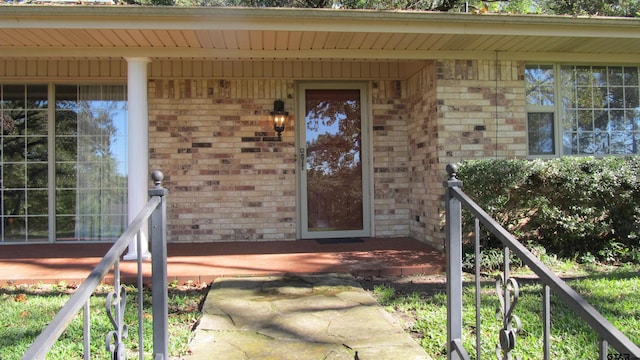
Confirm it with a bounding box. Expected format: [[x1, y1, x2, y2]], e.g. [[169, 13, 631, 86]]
[[295, 81, 374, 240]]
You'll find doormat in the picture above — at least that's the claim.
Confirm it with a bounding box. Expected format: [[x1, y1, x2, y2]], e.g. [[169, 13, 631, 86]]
[[315, 238, 364, 245]]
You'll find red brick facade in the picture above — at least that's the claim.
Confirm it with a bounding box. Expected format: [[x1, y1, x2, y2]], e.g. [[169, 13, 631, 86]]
[[146, 59, 527, 248]]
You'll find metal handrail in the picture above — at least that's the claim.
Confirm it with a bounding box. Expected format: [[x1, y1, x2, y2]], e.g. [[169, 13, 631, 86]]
[[22, 171, 168, 360], [444, 163, 640, 360]]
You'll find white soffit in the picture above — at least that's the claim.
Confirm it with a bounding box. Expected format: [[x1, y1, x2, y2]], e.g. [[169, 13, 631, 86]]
[[0, 6, 639, 62]]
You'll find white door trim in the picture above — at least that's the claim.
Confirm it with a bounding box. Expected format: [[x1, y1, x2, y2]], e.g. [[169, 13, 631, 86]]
[[295, 81, 373, 240]]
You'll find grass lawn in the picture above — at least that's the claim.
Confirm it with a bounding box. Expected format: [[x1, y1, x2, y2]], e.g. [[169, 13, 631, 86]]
[[1, 261, 638, 359], [0, 281, 207, 360], [370, 262, 640, 359]]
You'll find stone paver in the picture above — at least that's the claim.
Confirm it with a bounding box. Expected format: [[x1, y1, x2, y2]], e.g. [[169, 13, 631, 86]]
[[185, 273, 430, 360]]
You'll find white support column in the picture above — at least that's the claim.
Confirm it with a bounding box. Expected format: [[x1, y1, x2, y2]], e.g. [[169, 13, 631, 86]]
[[124, 57, 152, 260]]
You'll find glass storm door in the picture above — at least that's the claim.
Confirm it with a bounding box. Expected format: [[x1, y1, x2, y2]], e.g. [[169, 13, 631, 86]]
[[297, 83, 371, 239]]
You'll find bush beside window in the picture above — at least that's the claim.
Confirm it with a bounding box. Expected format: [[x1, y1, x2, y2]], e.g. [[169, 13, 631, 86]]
[[457, 157, 640, 262]]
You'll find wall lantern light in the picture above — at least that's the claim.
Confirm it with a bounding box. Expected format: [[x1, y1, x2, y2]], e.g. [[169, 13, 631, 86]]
[[271, 99, 288, 140]]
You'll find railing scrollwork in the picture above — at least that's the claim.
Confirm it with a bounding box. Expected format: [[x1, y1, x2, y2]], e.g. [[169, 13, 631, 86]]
[[106, 282, 129, 359], [495, 273, 521, 360]]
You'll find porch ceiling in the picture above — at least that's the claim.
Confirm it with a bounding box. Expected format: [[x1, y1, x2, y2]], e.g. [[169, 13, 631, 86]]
[[1, 6, 639, 63]]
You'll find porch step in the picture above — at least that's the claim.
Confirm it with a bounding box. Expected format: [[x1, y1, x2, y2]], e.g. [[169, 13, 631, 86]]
[[0, 237, 445, 286]]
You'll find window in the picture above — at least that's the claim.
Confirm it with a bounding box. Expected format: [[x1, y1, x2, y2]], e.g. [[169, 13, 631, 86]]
[[55, 84, 128, 242], [525, 64, 555, 155], [527, 112, 555, 155], [525, 64, 640, 156], [0, 83, 127, 243], [0, 85, 49, 242]]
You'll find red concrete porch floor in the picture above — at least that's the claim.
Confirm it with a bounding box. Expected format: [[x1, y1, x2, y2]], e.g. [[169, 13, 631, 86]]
[[0, 237, 445, 286]]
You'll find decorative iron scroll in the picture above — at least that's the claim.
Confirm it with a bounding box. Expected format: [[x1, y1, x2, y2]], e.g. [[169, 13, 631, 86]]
[[106, 285, 129, 360], [495, 274, 522, 360]]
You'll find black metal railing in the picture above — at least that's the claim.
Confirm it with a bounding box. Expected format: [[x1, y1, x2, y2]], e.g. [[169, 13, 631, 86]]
[[444, 163, 640, 360], [22, 170, 169, 360]]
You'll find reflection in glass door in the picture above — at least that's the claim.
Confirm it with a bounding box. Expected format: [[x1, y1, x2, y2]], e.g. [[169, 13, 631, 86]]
[[298, 83, 371, 239]]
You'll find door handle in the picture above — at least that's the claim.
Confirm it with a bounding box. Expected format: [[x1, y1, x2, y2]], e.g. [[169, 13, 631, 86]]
[[299, 148, 305, 171]]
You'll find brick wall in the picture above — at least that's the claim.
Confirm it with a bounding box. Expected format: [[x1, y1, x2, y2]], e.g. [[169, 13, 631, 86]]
[[148, 78, 297, 242], [436, 59, 527, 164], [405, 62, 441, 248], [404, 60, 527, 249], [147, 59, 527, 244], [371, 80, 411, 237], [148, 77, 416, 242]]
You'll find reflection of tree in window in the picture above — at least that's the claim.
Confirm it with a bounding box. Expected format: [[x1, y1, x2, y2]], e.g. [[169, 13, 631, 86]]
[[561, 66, 640, 155], [525, 65, 555, 156], [525, 65, 555, 106], [305, 90, 363, 231], [528, 113, 554, 155], [55, 85, 128, 241], [0, 84, 48, 242], [1, 84, 127, 242]]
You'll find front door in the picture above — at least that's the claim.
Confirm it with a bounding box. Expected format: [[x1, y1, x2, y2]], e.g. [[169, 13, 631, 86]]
[[297, 82, 371, 239]]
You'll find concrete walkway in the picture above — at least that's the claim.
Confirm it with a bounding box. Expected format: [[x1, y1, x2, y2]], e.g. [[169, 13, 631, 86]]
[[185, 273, 430, 360]]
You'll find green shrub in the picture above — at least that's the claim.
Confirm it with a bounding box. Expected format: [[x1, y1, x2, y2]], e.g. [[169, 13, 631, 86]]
[[456, 157, 640, 262]]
